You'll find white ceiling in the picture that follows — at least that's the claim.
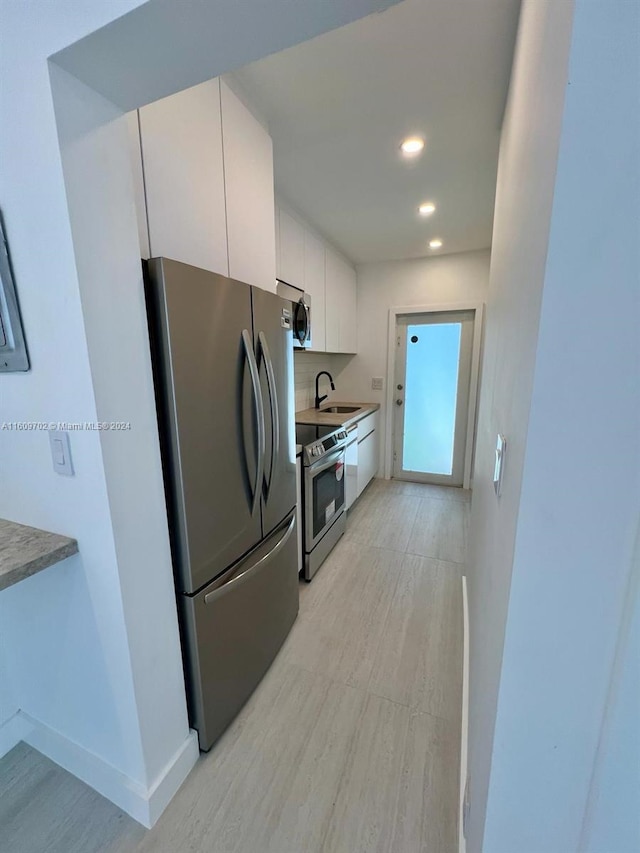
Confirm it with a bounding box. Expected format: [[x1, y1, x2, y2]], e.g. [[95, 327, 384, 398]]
[[232, 0, 521, 264]]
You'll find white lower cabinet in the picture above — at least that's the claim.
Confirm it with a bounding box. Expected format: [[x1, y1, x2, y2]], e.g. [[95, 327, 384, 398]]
[[356, 412, 380, 498], [345, 428, 358, 510]]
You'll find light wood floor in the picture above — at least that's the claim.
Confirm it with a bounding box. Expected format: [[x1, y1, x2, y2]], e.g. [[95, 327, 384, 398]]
[[0, 479, 468, 853]]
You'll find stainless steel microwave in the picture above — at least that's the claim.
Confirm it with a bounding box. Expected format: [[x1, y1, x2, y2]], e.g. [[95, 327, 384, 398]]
[[276, 280, 311, 349]]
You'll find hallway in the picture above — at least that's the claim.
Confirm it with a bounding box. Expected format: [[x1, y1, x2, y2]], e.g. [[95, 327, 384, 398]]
[[0, 479, 469, 853]]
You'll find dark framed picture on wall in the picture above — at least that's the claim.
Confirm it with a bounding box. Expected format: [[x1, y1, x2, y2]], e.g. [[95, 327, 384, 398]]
[[0, 214, 30, 372]]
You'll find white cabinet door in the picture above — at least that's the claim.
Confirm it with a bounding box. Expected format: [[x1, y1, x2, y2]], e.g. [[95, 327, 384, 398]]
[[324, 247, 342, 353], [341, 262, 357, 354], [345, 434, 358, 509], [304, 230, 326, 352], [221, 80, 276, 292], [356, 414, 379, 497], [325, 247, 357, 354], [138, 80, 228, 275], [357, 429, 377, 497], [275, 202, 282, 280], [279, 208, 305, 288]]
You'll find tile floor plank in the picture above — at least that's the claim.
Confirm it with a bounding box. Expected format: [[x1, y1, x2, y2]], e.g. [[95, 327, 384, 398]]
[[368, 553, 463, 721], [344, 492, 421, 553], [281, 541, 404, 690], [390, 712, 460, 853], [320, 692, 410, 853], [407, 497, 469, 564]]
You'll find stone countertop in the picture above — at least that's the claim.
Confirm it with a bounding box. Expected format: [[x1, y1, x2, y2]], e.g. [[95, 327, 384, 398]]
[[295, 402, 380, 429], [0, 518, 78, 592]]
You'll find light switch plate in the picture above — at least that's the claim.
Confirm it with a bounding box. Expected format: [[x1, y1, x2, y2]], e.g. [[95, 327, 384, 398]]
[[49, 430, 74, 476], [371, 377, 384, 391], [494, 434, 506, 496]]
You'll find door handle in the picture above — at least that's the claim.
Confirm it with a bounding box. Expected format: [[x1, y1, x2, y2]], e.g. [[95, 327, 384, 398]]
[[259, 331, 279, 497], [242, 329, 265, 515], [396, 398, 403, 406]]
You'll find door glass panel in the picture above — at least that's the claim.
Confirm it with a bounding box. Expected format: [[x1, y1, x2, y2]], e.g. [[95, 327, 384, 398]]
[[403, 322, 461, 475]]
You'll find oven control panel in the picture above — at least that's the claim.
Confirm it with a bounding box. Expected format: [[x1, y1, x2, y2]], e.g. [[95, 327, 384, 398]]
[[303, 428, 349, 465]]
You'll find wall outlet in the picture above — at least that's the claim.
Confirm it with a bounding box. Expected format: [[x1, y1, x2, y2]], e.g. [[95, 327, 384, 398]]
[[371, 377, 384, 391]]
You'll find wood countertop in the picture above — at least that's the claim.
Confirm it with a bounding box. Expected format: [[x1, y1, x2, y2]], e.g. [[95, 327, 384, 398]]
[[295, 402, 380, 429], [0, 518, 78, 592]]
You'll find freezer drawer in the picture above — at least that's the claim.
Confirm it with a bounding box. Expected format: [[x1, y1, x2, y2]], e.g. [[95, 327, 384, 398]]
[[180, 510, 299, 751]]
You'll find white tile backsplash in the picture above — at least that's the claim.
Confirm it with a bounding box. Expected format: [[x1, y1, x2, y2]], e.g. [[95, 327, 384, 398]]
[[294, 352, 337, 412]]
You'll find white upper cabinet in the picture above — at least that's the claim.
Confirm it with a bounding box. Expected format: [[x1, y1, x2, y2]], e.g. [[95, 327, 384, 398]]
[[303, 230, 326, 352], [220, 80, 276, 292], [138, 80, 228, 276], [273, 198, 357, 354], [274, 203, 281, 280], [278, 208, 305, 288], [324, 247, 341, 353], [325, 247, 357, 354], [341, 260, 357, 354]]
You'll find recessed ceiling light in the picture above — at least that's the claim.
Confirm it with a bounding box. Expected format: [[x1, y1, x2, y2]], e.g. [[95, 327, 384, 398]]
[[400, 137, 424, 156], [419, 202, 436, 216], [429, 239, 443, 249]]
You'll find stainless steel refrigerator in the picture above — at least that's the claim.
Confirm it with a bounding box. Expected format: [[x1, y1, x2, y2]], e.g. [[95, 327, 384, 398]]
[[145, 257, 299, 751]]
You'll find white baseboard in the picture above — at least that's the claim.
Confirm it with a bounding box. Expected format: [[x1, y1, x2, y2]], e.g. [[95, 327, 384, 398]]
[[145, 728, 200, 826], [16, 710, 198, 828], [460, 575, 470, 853], [0, 711, 31, 759]]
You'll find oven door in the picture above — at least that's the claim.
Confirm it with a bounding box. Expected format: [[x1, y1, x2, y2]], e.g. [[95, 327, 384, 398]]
[[292, 295, 311, 349], [305, 448, 346, 549]]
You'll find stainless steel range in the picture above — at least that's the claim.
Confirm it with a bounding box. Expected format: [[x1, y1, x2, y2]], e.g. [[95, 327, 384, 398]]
[[296, 423, 348, 580]]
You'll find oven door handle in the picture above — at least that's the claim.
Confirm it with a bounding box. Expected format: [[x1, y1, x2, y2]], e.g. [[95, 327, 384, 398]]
[[308, 449, 345, 476]]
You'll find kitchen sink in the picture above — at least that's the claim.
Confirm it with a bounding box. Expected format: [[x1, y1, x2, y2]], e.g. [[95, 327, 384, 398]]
[[323, 406, 360, 413]]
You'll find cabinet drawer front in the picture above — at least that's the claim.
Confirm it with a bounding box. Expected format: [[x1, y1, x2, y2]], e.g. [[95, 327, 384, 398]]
[[357, 411, 379, 442]]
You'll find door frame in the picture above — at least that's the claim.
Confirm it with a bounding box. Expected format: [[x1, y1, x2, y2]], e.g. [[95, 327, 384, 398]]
[[384, 302, 484, 489]]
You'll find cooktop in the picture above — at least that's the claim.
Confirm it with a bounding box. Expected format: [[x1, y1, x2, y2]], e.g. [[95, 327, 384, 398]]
[[295, 423, 341, 447]]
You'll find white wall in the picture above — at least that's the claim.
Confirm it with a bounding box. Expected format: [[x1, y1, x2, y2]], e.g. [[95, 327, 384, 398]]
[[480, 0, 640, 847], [338, 249, 490, 471], [0, 640, 21, 756], [581, 525, 640, 852], [50, 60, 195, 796], [464, 1, 575, 848], [0, 0, 154, 795]]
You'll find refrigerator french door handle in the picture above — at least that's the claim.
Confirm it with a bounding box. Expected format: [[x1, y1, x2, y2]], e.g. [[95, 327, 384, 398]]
[[203, 513, 295, 605], [242, 329, 265, 515], [258, 330, 279, 496]]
